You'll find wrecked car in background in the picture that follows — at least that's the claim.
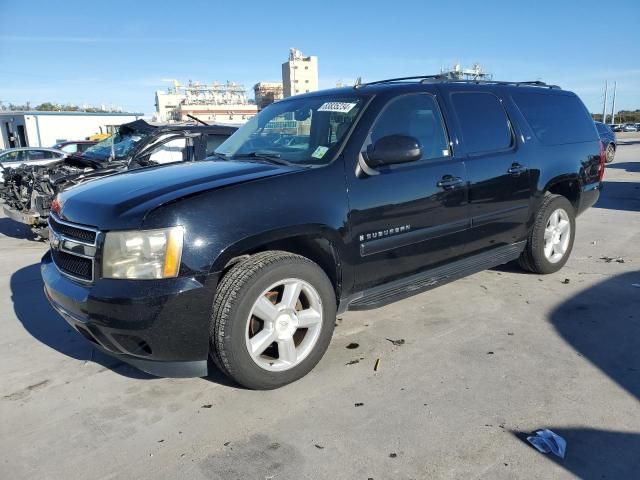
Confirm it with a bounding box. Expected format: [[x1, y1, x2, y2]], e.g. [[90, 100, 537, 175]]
[[0, 120, 237, 237], [0, 147, 68, 183]]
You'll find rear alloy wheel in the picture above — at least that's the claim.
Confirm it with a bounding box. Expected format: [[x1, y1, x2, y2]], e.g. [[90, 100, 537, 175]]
[[518, 194, 576, 274], [210, 251, 336, 389], [543, 208, 571, 264], [605, 143, 615, 163]]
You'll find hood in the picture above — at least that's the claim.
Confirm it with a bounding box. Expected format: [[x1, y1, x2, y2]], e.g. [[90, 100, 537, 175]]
[[58, 159, 297, 229]]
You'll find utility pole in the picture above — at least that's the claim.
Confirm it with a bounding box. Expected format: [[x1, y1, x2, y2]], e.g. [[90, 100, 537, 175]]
[[611, 82, 617, 124], [602, 81, 608, 124]]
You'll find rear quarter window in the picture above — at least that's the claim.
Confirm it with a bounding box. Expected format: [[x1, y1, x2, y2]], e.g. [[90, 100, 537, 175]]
[[512, 92, 598, 145]]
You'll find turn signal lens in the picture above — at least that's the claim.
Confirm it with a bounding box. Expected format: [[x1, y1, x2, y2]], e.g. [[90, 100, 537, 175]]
[[163, 226, 184, 278]]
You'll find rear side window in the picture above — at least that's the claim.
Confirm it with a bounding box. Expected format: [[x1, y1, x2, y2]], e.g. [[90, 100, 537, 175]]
[[512, 92, 598, 145], [27, 150, 56, 160], [595, 122, 611, 135], [60, 144, 78, 153], [451, 92, 512, 154]]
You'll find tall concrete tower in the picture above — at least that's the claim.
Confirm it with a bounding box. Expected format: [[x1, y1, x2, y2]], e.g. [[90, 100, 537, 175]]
[[282, 48, 319, 98]]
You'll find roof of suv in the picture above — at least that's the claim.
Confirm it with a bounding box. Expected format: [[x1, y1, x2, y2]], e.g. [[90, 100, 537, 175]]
[[288, 78, 567, 100]]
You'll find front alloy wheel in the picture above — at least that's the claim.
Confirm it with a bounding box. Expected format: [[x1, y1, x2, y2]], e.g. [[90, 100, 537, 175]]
[[210, 251, 336, 389], [246, 278, 323, 371]]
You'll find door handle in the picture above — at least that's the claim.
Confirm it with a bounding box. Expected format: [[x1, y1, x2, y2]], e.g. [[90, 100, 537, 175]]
[[507, 163, 527, 176], [437, 175, 464, 190]]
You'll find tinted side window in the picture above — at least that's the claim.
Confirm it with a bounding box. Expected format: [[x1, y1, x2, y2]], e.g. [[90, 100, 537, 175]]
[[61, 144, 78, 153], [26, 150, 54, 160], [451, 92, 512, 154], [205, 134, 228, 156], [595, 122, 611, 135], [1, 151, 22, 162], [370, 94, 449, 160], [512, 92, 598, 145]]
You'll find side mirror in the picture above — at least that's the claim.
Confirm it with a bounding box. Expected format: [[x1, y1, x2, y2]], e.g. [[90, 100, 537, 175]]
[[365, 135, 422, 167]]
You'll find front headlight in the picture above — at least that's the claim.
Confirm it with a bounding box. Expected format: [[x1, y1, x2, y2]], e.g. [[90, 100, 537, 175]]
[[102, 226, 184, 280]]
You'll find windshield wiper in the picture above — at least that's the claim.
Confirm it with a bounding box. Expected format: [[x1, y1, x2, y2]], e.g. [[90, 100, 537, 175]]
[[210, 151, 229, 161], [232, 151, 291, 166]]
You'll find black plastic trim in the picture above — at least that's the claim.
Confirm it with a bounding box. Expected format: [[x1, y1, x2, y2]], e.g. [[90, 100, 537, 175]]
[[360, 219, 470, 257], [343, 241, 525, 311]]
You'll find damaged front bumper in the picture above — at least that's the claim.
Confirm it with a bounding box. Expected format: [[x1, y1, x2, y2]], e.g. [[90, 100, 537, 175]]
[[2, 205, 43, 225]]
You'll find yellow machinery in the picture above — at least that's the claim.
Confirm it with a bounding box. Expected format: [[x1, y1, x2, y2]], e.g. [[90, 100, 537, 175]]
[[87, 125, 117, 142]]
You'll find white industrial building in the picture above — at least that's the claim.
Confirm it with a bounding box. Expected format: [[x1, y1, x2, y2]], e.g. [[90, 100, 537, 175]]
[[282, 48, 319, 98], [253, 82, 284, 110], [0, 111, 143, 149], [155, 80, 258, 124]]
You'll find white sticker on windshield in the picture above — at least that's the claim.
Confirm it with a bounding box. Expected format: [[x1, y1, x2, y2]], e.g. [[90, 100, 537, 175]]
[[312, 146, 329, 159], [317, 102, 357, 113]]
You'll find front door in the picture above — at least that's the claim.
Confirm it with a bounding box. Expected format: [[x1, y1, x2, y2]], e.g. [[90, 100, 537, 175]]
[[345, 92, 469, 292], [446, 91, 532, 254]]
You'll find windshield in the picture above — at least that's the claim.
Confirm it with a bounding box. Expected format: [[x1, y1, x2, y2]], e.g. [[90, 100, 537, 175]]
[[215, 94, 367, 166], [82, 130, 148, 162]]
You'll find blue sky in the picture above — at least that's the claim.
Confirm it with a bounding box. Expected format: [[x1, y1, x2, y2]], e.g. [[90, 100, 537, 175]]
[[1, 0, 638, 115]]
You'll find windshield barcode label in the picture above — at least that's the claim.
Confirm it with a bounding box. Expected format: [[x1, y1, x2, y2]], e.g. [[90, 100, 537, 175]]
[[318, 102, 357, 113]]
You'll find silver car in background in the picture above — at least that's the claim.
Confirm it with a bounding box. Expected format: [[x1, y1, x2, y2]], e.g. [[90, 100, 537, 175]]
[[0, 147, 66, 182]]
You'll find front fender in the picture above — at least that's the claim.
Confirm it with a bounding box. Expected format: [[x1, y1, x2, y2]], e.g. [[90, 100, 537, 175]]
[[141, 161, 351, 284]]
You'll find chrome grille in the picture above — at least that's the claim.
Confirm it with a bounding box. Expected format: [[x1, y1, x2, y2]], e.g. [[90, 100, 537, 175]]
[[49, 215, 97, 244], [48, 214, 99, 282], [51, 249, 93, 280]]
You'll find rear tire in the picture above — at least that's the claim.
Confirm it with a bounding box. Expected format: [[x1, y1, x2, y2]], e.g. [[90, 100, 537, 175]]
[[518, 194, 575, 274], [605, 143, 615, 163], [210, 251, 336, 390]]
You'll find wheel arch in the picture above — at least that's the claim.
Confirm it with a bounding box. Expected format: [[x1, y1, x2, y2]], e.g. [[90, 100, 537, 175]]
[[541, 175, 581, 212], [211, 225, 345, 301]]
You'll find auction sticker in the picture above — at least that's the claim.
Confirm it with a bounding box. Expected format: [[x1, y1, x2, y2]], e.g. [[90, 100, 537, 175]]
[[317, 102, 357, 113], [312, 146, 329, 159]]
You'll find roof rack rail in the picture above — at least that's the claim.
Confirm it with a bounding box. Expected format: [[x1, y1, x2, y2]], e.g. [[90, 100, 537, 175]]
[[422, 79, 561, 89], [354, 74, 449, 88], [355, 75, 560, 90]]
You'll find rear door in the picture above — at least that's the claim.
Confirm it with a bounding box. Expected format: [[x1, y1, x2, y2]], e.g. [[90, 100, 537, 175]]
[[447, 90, 532, 254], [346, 92, 469, 291]]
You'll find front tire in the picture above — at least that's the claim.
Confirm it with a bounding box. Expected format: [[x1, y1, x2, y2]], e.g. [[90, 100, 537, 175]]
[[518, 194, 576, 274], [210, 251, 336, 390]]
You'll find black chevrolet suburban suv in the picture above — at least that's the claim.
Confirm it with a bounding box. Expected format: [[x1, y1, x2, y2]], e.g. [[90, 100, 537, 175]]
[[42, 77, 605, 389]]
